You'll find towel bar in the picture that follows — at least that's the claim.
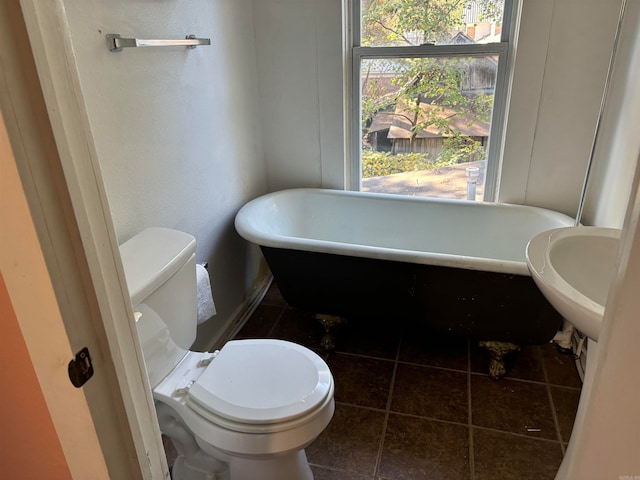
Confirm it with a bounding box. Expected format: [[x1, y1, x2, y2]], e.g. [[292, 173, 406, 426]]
[[107, 34, 211, 52]]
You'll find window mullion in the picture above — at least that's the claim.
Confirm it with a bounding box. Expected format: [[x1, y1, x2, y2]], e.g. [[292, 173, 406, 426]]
[[483, 44, 511, 201], [355, 43, 507, 59], [352, 0, 361, 48], [350, 45, 363, 191]]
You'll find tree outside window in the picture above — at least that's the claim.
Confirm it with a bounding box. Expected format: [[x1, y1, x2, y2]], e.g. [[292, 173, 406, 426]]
[[354, 0, 510, 200]]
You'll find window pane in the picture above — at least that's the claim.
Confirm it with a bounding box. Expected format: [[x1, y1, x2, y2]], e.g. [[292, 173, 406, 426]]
[[361, 0, 505, 47], [360, 56, 497, 200]]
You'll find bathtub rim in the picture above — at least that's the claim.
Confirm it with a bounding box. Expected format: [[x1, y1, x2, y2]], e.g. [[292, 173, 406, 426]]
[[235, 188, 575, 277]]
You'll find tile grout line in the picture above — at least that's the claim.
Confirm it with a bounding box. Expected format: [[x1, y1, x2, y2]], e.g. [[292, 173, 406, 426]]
[[471, 424, 567, 444], [334, 350, 580, 391], [334, 398, 570, 445], [307, 463, 372, 477], [335, 401, 478, 429], [372, 330, 402, 478], [467, 337, 475, 480], [468, 369, 581, 390], [264, 305, 288, 339], [540, 345, 567, 455], [334, 350, 397, 364]]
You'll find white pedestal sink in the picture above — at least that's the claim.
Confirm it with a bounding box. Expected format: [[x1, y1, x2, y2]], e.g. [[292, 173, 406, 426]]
[[526, 226, 622, 480], [526, 226, 621, 341]]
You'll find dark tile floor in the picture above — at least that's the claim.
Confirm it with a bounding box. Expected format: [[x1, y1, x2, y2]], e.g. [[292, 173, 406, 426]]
[[234, 282, 582, 480]]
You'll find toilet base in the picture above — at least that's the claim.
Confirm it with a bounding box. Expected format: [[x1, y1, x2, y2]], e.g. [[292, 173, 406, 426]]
[[172, 454, 228, 480], [158, 402, 317, 480], [171, 449, 313, 480], [226, 450, 313, 480]]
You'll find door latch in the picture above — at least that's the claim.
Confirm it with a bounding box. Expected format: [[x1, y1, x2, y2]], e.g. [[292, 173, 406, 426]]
[[68, 347, 94, 388]]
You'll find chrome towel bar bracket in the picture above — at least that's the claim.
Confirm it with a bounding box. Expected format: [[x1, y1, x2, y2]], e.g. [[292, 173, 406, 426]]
[[106, 34, 211, 52]]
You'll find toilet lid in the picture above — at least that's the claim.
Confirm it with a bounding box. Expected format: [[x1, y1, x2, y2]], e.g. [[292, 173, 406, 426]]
[[187, 339, 332, 424]]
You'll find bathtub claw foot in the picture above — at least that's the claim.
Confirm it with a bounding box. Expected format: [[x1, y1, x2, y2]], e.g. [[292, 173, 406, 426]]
[[479, 340, 521, 380], [314, 314, 346, 351]]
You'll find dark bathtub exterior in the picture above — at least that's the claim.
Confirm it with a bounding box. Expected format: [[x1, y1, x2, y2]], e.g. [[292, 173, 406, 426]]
[[262, 246, 563, 345]]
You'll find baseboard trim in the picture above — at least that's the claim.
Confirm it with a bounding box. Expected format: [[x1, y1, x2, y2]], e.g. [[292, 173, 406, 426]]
[[203, 273, 273, 352]]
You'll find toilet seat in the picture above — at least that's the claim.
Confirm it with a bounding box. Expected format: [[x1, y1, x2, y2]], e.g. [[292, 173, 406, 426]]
[[153, 340, 335, 456], [185, 339, 332, 433]]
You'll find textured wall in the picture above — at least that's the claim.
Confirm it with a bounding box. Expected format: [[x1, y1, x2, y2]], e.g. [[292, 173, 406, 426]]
[[62, 0, 269, 346], [253, 0, 345, 192]]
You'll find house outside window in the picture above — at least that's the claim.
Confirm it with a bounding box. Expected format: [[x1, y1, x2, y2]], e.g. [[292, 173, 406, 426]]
[[351, 0, 515, 201]]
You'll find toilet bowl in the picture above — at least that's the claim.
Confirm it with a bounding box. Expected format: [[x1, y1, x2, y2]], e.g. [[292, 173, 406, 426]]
[[119, 228, 335, 480], [155, 339, 334, 480]]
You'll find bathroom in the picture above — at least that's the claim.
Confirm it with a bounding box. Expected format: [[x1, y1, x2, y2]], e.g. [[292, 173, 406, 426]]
[[1, 0, 639, 479]]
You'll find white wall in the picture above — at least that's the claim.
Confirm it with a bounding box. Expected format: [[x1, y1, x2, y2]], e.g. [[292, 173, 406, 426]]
[[581, 0, 640, 228], [62, 0, 268, 348], [500, 0, 624, 216], [253, 0, 345, 191]]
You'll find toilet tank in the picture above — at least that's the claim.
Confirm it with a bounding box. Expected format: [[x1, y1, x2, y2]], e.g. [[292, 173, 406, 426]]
[[119, 228, 198, 385]]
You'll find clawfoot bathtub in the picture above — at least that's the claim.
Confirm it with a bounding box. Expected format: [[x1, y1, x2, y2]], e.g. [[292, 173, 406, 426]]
[[236, 188, 574, 377]]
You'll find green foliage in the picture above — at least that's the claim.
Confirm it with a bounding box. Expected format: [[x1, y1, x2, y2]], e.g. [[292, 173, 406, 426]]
[[438, 134, 487, 165], [360, 1, 500, 179], [361, 0, 503, 46], [362, 136, 486, 178], [362, 151, 434, 178], [361, 64, 396, 128], [362, 149, 472, 178], [361, 57, 494, 138], [362, 0, 468, 46]]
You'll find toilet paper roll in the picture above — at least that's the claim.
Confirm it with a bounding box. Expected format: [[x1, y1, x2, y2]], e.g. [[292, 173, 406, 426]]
[[196, 263, 216, 324]]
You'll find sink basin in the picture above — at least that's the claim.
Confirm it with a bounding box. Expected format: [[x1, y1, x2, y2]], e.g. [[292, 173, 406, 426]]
[[526, 227, 621, 341]]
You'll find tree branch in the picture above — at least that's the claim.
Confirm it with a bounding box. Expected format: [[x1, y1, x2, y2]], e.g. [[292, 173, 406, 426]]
[[372, 19, 416, 45]]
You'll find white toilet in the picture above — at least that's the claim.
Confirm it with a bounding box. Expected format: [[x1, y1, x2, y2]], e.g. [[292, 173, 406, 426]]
[[119, 228, 335, 480]]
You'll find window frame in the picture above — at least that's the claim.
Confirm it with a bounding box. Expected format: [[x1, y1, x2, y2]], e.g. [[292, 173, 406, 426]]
[[349, 0, 517, 201]]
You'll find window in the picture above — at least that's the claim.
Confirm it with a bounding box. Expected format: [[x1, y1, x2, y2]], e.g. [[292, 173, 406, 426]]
[[351, 0, 514, 201]]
